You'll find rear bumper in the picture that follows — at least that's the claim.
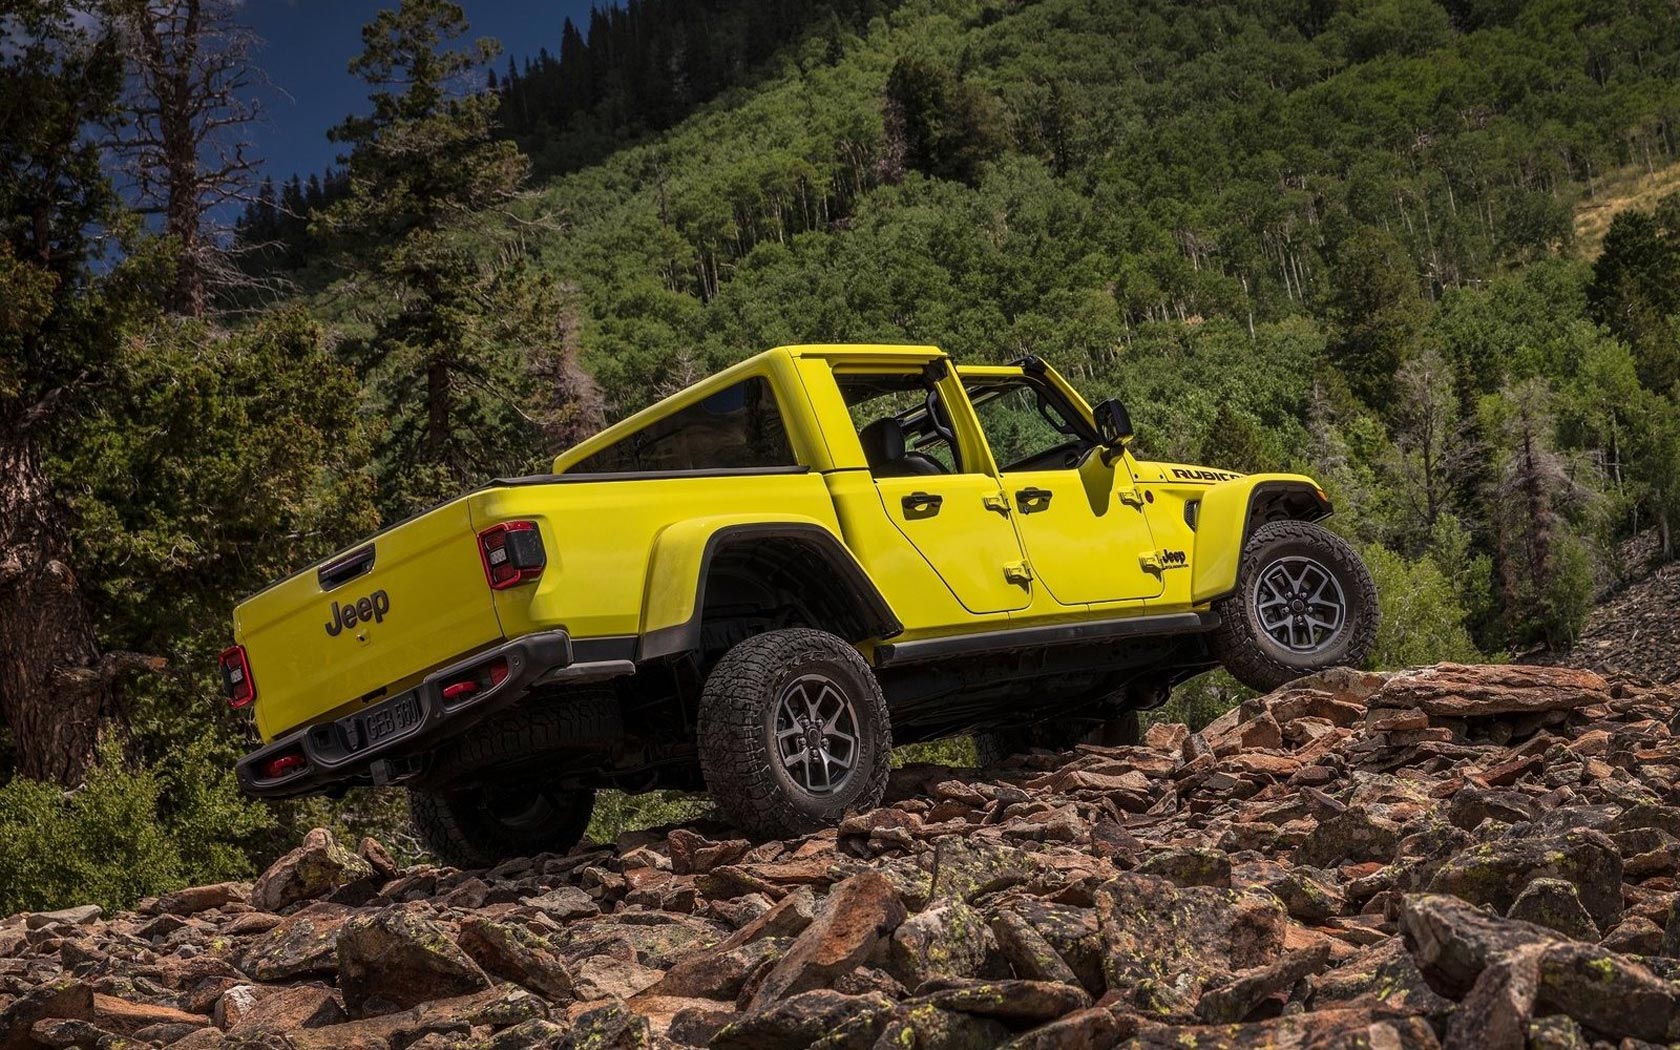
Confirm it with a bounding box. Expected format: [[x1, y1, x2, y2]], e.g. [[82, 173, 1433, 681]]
[[236, 630, 632, 800]]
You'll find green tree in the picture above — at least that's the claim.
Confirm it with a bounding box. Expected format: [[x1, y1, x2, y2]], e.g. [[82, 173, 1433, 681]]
[[880, 53, 1001, 187], [0, 3, 154, 787], [1325, 227, 1427, 404], [317, 0, 597, 514]]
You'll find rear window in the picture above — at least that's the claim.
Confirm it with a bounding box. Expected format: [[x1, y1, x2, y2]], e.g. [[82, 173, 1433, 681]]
[[572, 376, 796, 474]]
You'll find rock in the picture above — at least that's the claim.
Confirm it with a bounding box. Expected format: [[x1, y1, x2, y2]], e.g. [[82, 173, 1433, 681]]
[[90, 994, 211, 1036], [336, 905, 492, 1018], [888, 900, 990, 987], [1195, 943, 1329, 1023], [1135, 847, 1231, 888], [1399, 894, 1556, 995], [519, 885, 599, 922], [712, 990, 895, 1050], [23, 906, 101, 930], [747, 871, 906, 1010], [1601, 915, 1665, 955], [652, 937, 781, 1000], [358, 838, 399, 881], [993, 1007, 1128, 1050], [1369, 664, 1610, 717], [914, 978, 1090, 1024], [1536, 940, 1680, 1043], [1096, 873, 1287, 1015], [224, 984, 347, 1033], [988, 910, 1079, 986], [1294, 805, 1401, 868], [1, 979, 93, 1050], [456, 915, 575, 1000], [572, 955, 664, 1000], [1439, 940, 1543, 1050], [251, 828, 374, 913], [1124, 1007, 1441, 1049], [160, 883, 248, 917], [1263, 868, 1346, 923], [1505, 878, 1600, 941], [1427, 829, 1622, 930], [240, 904, 353, 980]]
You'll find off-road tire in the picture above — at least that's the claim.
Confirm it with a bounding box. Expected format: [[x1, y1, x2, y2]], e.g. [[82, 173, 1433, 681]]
[[699, 628, 892, 838], [407, 691, 618, 868], [1211, 520, 1379, 692]]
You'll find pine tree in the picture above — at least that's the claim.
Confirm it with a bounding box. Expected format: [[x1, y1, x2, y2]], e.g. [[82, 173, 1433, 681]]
[[318, 0, 597, 514]]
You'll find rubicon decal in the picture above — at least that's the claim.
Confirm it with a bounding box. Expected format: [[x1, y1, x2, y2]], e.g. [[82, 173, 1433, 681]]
[[1171, 467, 1245, 482], [325, 589, 391, 636]]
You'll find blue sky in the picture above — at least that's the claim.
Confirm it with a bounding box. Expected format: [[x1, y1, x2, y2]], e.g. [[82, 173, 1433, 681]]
[[243, 0, 598, 184]]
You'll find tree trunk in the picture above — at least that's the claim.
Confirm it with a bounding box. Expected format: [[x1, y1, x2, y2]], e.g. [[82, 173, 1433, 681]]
[[0, 426, 110, 786]]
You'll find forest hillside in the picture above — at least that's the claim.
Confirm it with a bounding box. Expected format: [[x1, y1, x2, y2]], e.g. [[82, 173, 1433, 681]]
[[1, 0, 1679, 914]]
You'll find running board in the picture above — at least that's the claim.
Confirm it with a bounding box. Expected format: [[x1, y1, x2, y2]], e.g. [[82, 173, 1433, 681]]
[[873, 610, 1219, 668]]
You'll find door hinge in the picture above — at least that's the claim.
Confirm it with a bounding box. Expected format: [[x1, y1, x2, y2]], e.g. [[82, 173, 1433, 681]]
[[1139, 552, 1162, 573], [1003, 560, 1034, 585], [1119, 488, 1146, 508], [982, 492, 1011, 515]]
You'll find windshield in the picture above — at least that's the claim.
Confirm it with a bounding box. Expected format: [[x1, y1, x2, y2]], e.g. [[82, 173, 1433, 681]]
[[964, 375, 1095, 472]]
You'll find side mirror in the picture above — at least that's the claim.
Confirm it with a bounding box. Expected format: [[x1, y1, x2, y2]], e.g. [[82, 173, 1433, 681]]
[[1093, 398, 1134, 448]]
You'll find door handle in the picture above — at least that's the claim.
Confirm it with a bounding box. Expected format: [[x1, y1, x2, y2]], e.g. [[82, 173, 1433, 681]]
[[1015, 487, 1053, 512], [902, 491, 943, 514]]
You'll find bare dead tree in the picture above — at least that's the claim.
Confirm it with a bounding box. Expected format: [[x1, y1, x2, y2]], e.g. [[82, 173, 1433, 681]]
[[108, 0, 262, 317]]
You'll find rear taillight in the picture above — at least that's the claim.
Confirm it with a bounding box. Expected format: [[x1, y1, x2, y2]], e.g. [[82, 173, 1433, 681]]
[[440, 658, 510, 705], [220, 645, 256, 709], [259, 752, 306, 779], [478, 521, 546, 590]]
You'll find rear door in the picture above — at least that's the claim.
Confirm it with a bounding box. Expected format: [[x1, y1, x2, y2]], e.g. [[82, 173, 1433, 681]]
[[962, 368, 1164, 606], [235, 499, 504, 742], [834, 363, 1031, 615]]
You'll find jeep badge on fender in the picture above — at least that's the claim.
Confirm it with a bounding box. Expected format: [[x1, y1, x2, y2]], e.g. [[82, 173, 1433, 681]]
[[325, 589, 391, 636]]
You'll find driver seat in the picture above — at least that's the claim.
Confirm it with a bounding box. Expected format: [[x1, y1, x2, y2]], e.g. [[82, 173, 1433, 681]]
[[859, 418, 945, 477]]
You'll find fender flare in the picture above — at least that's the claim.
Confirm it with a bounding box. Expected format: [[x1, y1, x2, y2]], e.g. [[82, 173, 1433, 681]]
[[1190, 476, 1332, 605], [637, 517, 902, 662]]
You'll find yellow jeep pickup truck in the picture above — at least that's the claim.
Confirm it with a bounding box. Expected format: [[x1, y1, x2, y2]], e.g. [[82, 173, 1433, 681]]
[[225, 345, 1376, 865]]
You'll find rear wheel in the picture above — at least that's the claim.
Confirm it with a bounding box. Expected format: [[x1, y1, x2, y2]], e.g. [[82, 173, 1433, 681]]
[[699, 628, 892, 838], [409, 780, 595, 869], [406, 691, 618, 868], [1211, 520, 1378, 692]]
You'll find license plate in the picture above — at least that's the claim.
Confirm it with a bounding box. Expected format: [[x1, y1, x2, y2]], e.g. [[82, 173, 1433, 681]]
[[356, 694, 421, 749]]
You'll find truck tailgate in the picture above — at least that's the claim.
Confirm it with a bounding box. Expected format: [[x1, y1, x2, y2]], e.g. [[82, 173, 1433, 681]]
[[235, 498, 503, 742]]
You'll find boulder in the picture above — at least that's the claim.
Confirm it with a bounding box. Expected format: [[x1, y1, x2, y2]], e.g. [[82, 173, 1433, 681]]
[[747, 871, 906, 1009], [1427, 829, 1622, 930], [336, 905, 491, 1018], [1095, 873, 1287, 1016], [251, 828, 374, 913]]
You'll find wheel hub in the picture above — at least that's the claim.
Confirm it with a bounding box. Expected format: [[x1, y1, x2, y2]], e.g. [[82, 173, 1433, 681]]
[[774, 674, 860, 797], [1253, 555, 1347, 655]]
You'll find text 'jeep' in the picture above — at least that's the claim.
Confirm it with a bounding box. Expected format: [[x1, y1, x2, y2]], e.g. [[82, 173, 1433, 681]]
[[225, 346, 1377, 864]]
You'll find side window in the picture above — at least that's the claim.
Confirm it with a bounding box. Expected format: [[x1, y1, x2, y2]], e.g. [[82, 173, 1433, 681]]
[[835, 371, 969, 476], [966, 377, 1095, 471], [573, 376, 795, 474]]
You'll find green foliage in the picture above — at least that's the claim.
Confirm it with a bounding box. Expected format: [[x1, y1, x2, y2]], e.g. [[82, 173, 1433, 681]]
[[585, 790, 714, 846], [0, 740, 271, 915], [1147, 670, 1254, 733], [1363, 543, 1482, 669]]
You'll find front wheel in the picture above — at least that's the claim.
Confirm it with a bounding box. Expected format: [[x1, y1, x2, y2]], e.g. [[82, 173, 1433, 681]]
[[1210, 520, 1379, 692], [699, 629, 892, 838]]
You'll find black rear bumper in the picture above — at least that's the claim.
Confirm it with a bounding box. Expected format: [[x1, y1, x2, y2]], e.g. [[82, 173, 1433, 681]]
[[236, 630, 631, 800]]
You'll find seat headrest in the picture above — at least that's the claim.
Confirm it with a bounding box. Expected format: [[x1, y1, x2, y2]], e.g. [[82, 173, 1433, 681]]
[[859, 417, 907, 468]]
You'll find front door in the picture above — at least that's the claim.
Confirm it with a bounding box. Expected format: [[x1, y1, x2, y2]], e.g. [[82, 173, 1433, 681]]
[[963, 371, 1164, 607], [836, 366, 1031, 615]]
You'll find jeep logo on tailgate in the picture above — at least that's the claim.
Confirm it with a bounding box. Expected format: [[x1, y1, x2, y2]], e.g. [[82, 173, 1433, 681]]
[[325, 589, 390, 637]]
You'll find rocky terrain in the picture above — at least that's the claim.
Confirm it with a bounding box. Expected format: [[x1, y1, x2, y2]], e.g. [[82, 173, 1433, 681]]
[[1557, 558, 1680, 684], [6, 663, 1680, 1049]]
